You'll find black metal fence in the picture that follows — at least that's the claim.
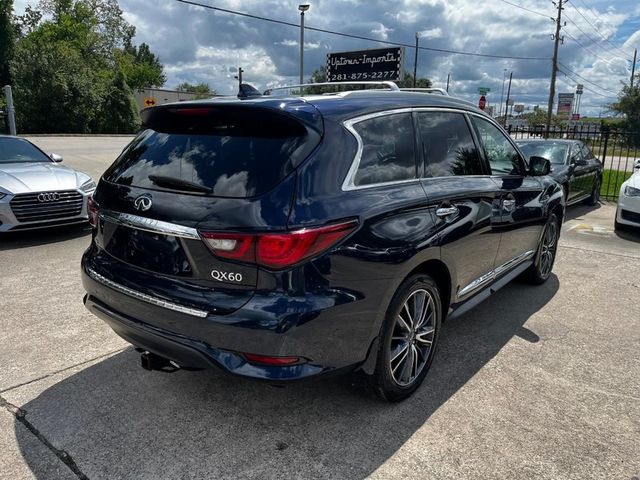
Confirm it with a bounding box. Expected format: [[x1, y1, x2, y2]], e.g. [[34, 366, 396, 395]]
[[508, 124, 638, 200]]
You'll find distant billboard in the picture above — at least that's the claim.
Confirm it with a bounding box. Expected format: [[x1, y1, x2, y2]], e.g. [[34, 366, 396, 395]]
[[557, 93, 575, 115], [326, 47, 404, 82], [514, 104, 525, 113]]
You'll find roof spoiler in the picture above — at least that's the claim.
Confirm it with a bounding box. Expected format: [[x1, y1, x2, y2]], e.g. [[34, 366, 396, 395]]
[[237, 83, 262, 100]]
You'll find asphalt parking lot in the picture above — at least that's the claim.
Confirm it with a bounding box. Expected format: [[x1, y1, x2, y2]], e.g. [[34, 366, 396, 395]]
[[1, 137, 639, 480]]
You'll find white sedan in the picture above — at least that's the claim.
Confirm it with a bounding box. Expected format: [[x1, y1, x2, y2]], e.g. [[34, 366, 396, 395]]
[[616, 159, 640, 231]]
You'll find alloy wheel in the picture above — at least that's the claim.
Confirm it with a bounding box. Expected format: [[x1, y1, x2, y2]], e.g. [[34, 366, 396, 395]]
[[539, 220, 558, 278], [389, 289, 437, 387]]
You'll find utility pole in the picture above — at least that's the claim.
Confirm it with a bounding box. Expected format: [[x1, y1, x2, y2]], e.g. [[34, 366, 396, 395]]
[[234, 67, 244, 88], [2, 85, 16, 136], [298, 4, 310, 86], [413, 33, 419, 88], [631, 48, 637, 89], [499, 69, 507, 118], [546, 0, 564, 134], [503, 72, 513, 128], [446, 73, 450, 93]]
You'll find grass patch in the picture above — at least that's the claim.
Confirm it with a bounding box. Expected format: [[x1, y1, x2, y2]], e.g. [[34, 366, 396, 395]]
[[601, 169, 634, 198]]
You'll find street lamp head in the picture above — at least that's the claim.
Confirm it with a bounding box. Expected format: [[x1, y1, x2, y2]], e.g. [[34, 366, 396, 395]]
[[298, 4, 310, 12]]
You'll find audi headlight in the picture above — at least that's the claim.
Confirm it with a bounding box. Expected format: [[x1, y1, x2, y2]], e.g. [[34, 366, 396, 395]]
[[80, 179, 96, 193], [624, 185, 640, 197]]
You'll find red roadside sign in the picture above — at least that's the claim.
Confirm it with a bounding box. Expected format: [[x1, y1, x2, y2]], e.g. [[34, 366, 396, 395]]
[[478, 95, 486, 110]]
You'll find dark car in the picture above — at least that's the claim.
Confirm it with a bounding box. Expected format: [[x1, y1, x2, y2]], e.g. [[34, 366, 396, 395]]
[[81, 86, 564, 401], [515, 139, 603, 206]]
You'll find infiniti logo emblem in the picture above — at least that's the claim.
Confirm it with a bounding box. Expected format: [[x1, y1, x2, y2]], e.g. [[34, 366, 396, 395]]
[[134, 194, 153, 211], [37, 192, 60, 202]]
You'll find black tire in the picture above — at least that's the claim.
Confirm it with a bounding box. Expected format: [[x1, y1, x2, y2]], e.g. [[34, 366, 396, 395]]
[[369, 274, 442, 402], [524, 213, 559, 285], [584, 176, 601, 206]]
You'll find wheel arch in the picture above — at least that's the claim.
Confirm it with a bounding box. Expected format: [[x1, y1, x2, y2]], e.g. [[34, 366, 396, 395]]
[[405, 259, 453, 321]]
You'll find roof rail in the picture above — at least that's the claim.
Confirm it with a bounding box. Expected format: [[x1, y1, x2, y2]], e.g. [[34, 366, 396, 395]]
[[400, 88, 449, 96], [263, 81, 400, 95]]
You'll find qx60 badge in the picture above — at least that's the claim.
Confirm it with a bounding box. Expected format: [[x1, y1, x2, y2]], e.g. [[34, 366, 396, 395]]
[[134, 194, 153, 211]]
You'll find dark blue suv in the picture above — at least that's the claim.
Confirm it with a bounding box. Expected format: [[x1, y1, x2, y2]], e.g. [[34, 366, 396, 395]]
[[81, 86, 563, 401]]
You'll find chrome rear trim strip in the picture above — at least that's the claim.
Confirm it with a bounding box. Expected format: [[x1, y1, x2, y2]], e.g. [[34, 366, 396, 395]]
[[100, 210, 200, 240], [86, 268, 209, 318]]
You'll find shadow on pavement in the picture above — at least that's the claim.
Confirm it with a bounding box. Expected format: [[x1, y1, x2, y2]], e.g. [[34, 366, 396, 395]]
[[0, 224, 91, 251], [563, 202, 601, 222], [15, 276, 559, 479]]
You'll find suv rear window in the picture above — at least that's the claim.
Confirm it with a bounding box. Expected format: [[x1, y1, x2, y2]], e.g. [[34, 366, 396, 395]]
[[103, 107, 315, 198]]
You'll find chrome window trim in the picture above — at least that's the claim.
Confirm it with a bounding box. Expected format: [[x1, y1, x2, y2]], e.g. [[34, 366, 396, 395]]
[[100, 210, 201, 240], [341, 107, 506, 191], [458, 249, 535, 297], [86, 268, 209, 318]]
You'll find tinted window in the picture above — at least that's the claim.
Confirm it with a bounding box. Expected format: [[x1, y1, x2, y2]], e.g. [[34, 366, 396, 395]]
[[570, 144, 583, 164], [0, 138, 51, 163], [473, 118, 522, 175], [352, 113, 416, 186], [104, 109, 313, 198], [416, 112, 483, 176], [579, 143, 594, 160], [517, 142, 568, 165]]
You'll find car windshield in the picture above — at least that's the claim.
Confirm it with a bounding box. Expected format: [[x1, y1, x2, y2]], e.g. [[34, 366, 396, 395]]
[[0, 137, 52, 163], [517, 142, 568, 165]]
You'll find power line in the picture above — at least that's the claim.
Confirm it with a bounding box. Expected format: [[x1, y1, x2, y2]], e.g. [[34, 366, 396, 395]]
[[494, 0, 552, 19], [175, 0, 550, 60], [565, 1, 630, 57], [556, 67, 617, 98], [563, 31, 619, 64], [563, 13, 630, 62], [557, 61, 617, 93]]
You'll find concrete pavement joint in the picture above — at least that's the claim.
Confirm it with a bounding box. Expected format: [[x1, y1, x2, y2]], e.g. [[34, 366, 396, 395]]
[[558, 244, 640, 260], [0, 394, 89, 480], [0, 347, 129, 394]]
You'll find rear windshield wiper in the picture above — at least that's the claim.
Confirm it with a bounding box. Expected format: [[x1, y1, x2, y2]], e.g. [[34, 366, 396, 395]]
[[148, 175, 212, 194]]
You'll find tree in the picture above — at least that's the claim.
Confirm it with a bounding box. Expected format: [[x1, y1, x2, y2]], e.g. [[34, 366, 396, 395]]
[[176, 82, 215, 99], [116, 42, 165, 90], [610, 76, 640, 146], [396, 71, 432, 89], [9, 0, 164, 133], [520, 108, 564, 127], [97, 69, 139, 133], [0, 0, 15, 86]]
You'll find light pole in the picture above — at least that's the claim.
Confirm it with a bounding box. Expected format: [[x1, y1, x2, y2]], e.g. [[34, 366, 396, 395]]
[[499, 69, 507, 118], [298, 4, 310, 86]]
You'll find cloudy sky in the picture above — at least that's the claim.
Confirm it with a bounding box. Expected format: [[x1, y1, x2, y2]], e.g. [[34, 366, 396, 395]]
[[14, 0, 640, 116]]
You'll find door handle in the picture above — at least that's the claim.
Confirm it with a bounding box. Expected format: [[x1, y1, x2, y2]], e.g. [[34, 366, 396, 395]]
[[436, 206, 459, 218]]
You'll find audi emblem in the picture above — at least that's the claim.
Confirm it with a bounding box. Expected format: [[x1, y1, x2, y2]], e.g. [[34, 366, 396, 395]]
[[134, 194, 153, 211], [37, 192, 60, 202]]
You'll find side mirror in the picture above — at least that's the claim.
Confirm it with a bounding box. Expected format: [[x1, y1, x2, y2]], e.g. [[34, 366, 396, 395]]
[[50, 153, 63, 162], [529, 156, 551, 176], [634, 159, 640, 170]]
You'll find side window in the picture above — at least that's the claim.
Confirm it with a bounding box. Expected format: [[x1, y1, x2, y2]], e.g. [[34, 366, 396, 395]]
[[416, 112, 484, 177], [570, 144, 583, 164], [473, 117, 523, 176], [352, 113, 416, 186], [580, 143, 594, 160]]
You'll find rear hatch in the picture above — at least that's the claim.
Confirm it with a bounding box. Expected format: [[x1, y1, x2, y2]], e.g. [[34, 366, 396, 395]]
[[88, 100, 323, 314]]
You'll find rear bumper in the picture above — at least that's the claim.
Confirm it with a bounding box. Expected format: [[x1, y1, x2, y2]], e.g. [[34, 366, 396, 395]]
[[84, 294, 330, 381], [81, 260, 387, 382]]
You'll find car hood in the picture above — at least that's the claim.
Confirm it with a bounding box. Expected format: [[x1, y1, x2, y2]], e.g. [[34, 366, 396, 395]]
[[0, 162, 90, 195]]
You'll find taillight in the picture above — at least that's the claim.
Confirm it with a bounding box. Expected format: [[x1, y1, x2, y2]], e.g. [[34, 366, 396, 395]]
[[200, 219, 358, 270], [88, 196, 99, 228]]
